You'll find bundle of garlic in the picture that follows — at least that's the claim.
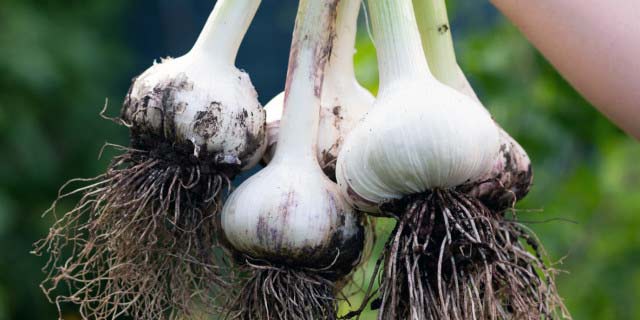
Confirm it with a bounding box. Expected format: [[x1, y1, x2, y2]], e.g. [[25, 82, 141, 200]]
[[33, 0, 265, 319], [337, 0, 567, 318], [221, 1, 367, 319], [262, 0, 374, 181]]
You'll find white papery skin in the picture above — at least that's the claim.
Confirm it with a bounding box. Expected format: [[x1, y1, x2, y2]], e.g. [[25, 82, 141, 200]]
[[336, 0, 500, 213], [337, 80, 499, 211], [262, 0, 374, 174], [222, 0, 365, 270], [121, 0, 266, 170]]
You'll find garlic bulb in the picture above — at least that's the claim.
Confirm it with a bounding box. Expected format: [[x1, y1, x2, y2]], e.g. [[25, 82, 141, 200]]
[[336, 0, 500, 213], [414, 0, 533, 211], [336, 2, 564, 319], [222, 0, 364, 277], [32, 1, 266, 319], [222, 2, 366, 318], [123, 0, 266, 170], [262, 0, 374, 179], [222, 161, 365, 273]]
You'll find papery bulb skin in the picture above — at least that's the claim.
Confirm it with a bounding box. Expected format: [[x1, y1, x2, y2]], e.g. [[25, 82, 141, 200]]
[[222, 161, 366, 277], [122, 54, 266, 171], [263, 84, 373, 178], [337, 78, 500, 212]]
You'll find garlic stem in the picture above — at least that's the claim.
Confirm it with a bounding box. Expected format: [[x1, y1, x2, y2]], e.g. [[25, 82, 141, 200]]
[[368, 0, 431, 90], [413, 0, 459, 86], [272, 0, 339, 163], [414, 0, 480, 100], [325, 0, 361, 85], [189, 0, 261, 65]]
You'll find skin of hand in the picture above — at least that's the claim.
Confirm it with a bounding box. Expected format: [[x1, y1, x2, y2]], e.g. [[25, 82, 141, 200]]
[[490, 0, 640, 140]]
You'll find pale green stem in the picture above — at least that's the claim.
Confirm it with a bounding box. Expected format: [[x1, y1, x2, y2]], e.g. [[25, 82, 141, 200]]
[[413, 0, 459, 84], [414, 0, 479, 100], [367, 0, 432, 91]]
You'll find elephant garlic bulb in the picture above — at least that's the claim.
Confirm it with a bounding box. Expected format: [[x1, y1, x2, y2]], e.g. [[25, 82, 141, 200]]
[[221, 1, 366, 319], [33, 1, 265, 319], [262, 0, 374, 180], [337, 1, 564, 318]]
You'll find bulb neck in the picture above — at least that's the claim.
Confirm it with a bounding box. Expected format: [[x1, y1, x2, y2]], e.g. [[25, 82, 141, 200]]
[[272, 0, 339, 163], [414, 0, 459, 88], [368, 0, 432, 91], [189, 0, 261, 66], [324, 0, 361, 85]]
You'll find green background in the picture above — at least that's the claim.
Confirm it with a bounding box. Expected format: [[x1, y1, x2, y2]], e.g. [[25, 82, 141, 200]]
[[0, 1, 638, 319]]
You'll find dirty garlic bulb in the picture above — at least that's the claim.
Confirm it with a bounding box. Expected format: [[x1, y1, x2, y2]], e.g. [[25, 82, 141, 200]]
[[221, 1, 366, 318], [262, 0, 374, 179], [337, 0, 500, 213], [32, 1, 267, 319], [222, 0, 364, 271], [222, 161, 364, 272], [414, 0, 532, 211], [123, 0, 266, 169]]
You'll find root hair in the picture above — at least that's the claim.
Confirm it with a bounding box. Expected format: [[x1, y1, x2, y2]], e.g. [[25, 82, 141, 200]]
[[225, 258, 340, 320], [33, 144, 233, 319], [367, 189, 569, 320]]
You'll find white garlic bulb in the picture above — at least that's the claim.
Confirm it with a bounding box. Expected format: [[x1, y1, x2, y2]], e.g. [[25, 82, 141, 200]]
[[222, 160, 365, 273], [122, 0, 266, 170], [336, 0, 500, 212], [222, 0, 365, 275]]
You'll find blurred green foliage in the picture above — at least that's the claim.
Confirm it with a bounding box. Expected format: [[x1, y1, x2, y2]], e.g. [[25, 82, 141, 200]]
[[0, 1, 638, 319], [0, 1, 129, 319], [458, 18, 640, 320]]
